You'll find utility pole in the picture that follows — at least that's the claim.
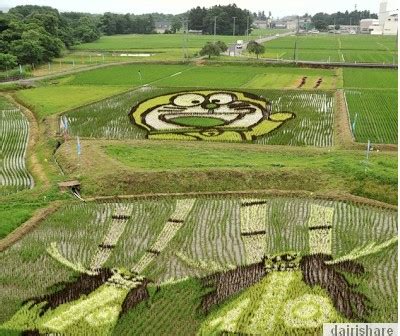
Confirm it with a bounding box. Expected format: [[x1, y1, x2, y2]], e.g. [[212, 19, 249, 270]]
[[214, 16, 217, 42], [182, 19, 188, 59], [246, 16, 250, 39], [297, 15, 300, 34], [233, 17, 237, 36]]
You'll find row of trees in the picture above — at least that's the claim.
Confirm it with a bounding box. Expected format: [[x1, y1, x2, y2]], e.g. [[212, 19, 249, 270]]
[[187, 4, 253, 35], [0, 5, 100, 69], [312, 10, 378, 31], [99, 13, 157, 35], [199, 40, 264, 59]]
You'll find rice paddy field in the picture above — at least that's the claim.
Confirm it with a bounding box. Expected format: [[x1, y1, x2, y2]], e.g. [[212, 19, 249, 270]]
[[0, 96, 33, 195], [62, 86, 334, 147], [343, 68, 398, 144], [261, 34, 398, 64], [0, 195, 397, 335], [74, 31, 288, 52], [15, 63, 337, 129], [0, 30, 398, 336]]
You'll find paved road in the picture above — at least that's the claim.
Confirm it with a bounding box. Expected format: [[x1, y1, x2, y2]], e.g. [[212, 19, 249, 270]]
[[226, 31, 295, 56]]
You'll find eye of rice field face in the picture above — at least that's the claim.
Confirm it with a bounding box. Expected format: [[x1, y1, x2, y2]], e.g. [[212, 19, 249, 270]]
[[207, 93, 235, 105], [172, 93, 205, 107]]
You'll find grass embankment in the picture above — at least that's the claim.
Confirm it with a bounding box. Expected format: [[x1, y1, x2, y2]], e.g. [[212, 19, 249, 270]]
[[56, 140, 397, 205]]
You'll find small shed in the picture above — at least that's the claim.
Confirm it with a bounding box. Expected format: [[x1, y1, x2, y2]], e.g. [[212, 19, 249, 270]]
[[58, 180, 81, 193]]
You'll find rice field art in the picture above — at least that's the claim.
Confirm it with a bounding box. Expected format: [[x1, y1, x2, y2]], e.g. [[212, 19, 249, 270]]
[[0, 195, 397, 335], [63, 88, 334, 146], [0, 101, 34, 195], [129, 90, 295, 142]]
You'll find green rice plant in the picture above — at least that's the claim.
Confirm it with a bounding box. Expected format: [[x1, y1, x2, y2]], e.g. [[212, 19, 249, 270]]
[[64, 88, 334, 147], [345, 89, 397, 144], [0, 97, 33, 195], [0, 195, 397, 334], [262, 34, 398, 64], [343, 68, 397, 89]]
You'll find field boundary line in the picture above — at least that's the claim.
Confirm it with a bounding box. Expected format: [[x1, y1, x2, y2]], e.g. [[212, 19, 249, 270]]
[[85, 189, 398, 210], [341, 89, 356, 142], [0, 201, 63, 252]]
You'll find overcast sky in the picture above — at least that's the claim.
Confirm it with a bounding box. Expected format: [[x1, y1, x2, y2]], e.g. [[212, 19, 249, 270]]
[[1, 0, 397, 17]]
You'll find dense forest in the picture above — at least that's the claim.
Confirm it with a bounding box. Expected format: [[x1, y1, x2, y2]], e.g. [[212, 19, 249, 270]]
[[0, 5, 101, 69]]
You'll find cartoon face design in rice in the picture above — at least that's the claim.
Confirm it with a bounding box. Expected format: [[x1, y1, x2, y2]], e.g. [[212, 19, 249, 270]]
[[130, 90, 294, 141]]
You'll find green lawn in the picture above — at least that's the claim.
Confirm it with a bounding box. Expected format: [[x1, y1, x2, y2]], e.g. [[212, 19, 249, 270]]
[[261, 34, 398, 63]]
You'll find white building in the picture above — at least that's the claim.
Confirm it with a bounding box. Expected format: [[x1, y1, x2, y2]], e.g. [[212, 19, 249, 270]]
[[360, 19, 379, 33], [383, 14, 398, 35], [364, 1, 398, 35]]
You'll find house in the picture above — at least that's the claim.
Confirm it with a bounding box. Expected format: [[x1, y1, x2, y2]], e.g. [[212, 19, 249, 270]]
[[155, 21, 171, 33], [360, 19, 379, 33]]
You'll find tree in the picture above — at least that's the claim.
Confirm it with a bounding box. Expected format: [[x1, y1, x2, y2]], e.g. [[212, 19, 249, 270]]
[[199, 42, 221, 59], [215, 40, 228, 52], [313, 20, 328, 31], [75, 16, 100, 43], [246, 40, 265, 59], [10, 38, 44, 64], [0, 52, 17, 70], [171, 17, 182, 33], [188, 4, 253, 35]]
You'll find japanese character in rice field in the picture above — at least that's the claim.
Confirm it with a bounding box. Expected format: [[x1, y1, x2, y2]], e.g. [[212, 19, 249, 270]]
[[129, 90, 295, 141]]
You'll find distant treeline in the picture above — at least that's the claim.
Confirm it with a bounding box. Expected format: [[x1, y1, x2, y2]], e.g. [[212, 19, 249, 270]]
[[0, 5, 101, 69], [312, 10, 378, 30], [187, 4, 253, 35]]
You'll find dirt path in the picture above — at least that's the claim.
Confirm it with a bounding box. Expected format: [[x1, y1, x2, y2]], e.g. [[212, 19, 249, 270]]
[[334, 89, 355, 148], [3, 94, 50, 187], [0, 201, 62, 252]]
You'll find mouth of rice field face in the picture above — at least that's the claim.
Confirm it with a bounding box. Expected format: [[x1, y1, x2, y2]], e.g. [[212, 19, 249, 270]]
[[168, 116, 226, 127]]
